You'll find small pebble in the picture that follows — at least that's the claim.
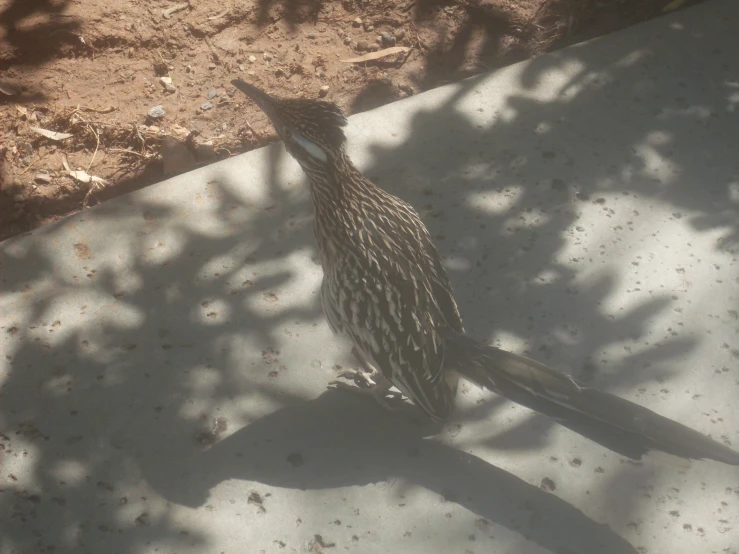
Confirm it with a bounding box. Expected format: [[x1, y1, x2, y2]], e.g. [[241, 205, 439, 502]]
[[343, 37, 352, 45], [394, 28, 405, 40], [200, 101, 214, 111], [207, 90, 217, 99], [263, 52, 272, 61], [238, 64, 245, 71], [208, 62, 216, 70], [355, 40, 369, 52], [380, 31, 396, 47], [147, 105, 165, 119], [376, 36, 383, 45], [34, 173, 52, 184], [352, 17, 362, 27], [399, 84, 413, 96], [159, 76, 176, 93], [318, 85, 329, 97]]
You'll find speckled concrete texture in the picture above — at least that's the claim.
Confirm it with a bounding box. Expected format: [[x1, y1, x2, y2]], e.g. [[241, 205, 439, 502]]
[[2, 1, 738, 553]]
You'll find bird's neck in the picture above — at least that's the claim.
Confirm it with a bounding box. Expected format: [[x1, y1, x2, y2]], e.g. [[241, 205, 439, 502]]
[[301, 148, 380, 266], [303, 147, 373, 207]]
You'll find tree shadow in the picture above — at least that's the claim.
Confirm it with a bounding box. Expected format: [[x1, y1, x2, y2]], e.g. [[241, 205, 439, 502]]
[[0, 0, 83, 102], [146, 390, 637, 554], [2, 3, 738, 553], [0, 0, 82, 66], [254, 0, 325, 28]]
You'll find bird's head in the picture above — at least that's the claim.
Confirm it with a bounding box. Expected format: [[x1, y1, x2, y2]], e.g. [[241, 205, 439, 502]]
[[231, 79, 347, 168]]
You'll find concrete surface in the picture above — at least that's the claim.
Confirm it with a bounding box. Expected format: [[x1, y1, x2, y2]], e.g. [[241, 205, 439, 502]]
[[2, 1, 739, 552]]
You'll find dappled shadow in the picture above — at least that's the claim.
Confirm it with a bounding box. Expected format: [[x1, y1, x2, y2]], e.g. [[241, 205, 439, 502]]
[[349, 78, 400, 113], [147, 390, 637, 554], [2, 2, 738, 553], [254, 0, 324, 28], [0, 0, 83, 70], [0, 0, 84, 103], [414, 0, 527, 88]]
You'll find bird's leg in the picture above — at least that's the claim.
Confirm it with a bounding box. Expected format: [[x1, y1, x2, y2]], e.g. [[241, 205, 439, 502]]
[[328, 347, 404, 411]]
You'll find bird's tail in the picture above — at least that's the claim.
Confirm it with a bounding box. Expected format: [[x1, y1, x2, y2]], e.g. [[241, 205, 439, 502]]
[[446, 333, 739, 465]]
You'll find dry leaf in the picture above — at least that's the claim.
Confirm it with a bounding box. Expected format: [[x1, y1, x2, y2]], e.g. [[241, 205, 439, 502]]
[[61, 153, 109, 185], [341, 46, 410, 63], [31, 126, 73, 141]]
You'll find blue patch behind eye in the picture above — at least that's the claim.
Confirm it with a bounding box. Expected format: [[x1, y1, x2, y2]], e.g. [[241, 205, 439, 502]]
[[292, 132, 328, 163]]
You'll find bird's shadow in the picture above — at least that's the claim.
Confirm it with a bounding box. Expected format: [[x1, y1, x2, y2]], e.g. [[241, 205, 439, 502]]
[[146, 390, 636, 554]]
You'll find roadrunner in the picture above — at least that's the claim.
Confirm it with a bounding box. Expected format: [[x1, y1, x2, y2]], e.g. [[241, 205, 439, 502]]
[[232, 79, 739, 466]]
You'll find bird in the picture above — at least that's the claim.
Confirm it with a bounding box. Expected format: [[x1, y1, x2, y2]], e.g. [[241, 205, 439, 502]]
[[231, 78, 739, 466]]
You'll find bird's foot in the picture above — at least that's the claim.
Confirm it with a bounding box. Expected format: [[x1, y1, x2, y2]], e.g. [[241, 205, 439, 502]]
[[328, 369, 404, 412]]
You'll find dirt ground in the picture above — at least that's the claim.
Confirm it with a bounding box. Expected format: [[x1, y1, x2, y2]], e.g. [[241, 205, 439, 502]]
[[0, 0, 699, 242]]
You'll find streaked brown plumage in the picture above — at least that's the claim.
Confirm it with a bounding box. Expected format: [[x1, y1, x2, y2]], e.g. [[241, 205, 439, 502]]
[[232, 79, 739, 466]]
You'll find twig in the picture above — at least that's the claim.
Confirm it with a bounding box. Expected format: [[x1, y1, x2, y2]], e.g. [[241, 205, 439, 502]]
[[85, 122, 100, 172], [203, 36, 221, 63], [19, 154, 47, 175], [157, 50, 172, 78], [107, 148, 154, 158]]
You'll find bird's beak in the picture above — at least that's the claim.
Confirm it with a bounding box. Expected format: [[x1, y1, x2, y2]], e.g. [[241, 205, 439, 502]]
[[231, 79, 278, 120]]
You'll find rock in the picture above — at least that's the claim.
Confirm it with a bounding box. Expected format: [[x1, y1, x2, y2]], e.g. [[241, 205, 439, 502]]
[[200, 101, 214, 111], [263, 52, 272, 62], [394, 28, 406, 40], [13, 194, 24, 202], [147, 105, 165, 119], [207, 90, 217, 99], [34, 173, 52, 184], [239, 64, 245, 71], [355, 40, 369, 52], [18, 142, 33, 156], [208, 62, 216, 70], [159, 76, 176, 93], [352, 17, 362, 27], [362, 20, 373, 31], [318, 85, 329, 97], [248, 55, 257, 63], [193, 139, 217, 161], [380, 31, 396, 47], [376, 36, 383, 45], [343, 37, 352, 45]]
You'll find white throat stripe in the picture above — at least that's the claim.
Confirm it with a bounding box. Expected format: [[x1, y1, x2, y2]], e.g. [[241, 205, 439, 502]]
[[293, 132, 328, 162]]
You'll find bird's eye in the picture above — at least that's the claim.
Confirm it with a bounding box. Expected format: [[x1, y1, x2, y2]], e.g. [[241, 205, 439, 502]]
[[291, 131, 328, 163]]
